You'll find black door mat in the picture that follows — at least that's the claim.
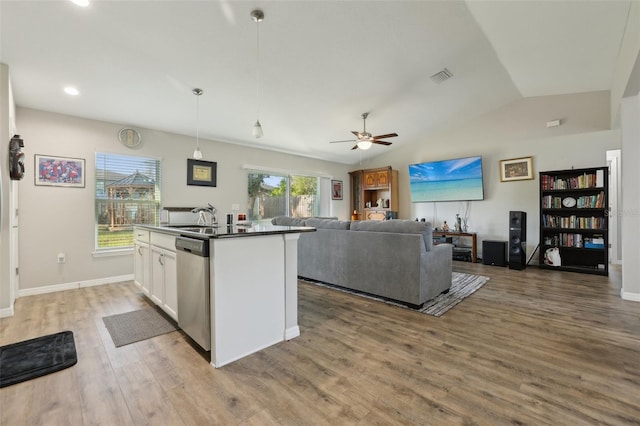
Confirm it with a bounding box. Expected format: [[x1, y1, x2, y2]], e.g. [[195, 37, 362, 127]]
[[0, 330, 77, 388]]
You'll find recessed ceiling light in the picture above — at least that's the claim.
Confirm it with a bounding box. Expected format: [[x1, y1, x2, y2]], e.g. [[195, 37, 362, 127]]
[[70, 0, 90, 7], [64, 86, 79, 96]]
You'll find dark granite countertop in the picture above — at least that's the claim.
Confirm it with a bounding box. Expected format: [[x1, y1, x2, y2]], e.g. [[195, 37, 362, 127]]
[[137, 223, 315, 240]]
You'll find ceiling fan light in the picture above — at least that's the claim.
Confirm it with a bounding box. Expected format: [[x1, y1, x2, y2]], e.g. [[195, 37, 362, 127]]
[[253, 120, 263, 138], [357, 140, 372, 150]]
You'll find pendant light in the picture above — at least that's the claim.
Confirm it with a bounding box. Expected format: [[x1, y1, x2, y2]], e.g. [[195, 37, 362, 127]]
[[251, 9, 264, 138], [192, 88, 203, 159]]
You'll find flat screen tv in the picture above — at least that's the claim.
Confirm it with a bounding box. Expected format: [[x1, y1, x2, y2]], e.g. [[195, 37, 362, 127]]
[[408, 156, 484, 202]]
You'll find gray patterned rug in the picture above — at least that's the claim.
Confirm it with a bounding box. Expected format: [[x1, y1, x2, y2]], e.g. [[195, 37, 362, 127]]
[[301, 272, 490, 317], [102, 308, 177, 347]]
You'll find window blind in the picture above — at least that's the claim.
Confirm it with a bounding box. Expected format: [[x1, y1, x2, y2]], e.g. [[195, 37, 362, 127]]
[[95, 152, 162, 250]]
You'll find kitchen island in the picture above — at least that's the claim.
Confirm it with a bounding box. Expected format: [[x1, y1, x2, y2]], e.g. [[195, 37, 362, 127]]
[[134, 223, 314, 368]]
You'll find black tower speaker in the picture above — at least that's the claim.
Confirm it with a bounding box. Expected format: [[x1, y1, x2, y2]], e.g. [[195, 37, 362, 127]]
[[482, 240, 507, 267], [509, 211, 527, 270]]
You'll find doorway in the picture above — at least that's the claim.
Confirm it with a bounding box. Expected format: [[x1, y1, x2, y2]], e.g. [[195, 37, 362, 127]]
[[606, 149, 621, 264]]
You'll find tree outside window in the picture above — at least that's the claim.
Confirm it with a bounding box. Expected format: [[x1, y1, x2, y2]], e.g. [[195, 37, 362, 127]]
[[247, 173, 319, 222]]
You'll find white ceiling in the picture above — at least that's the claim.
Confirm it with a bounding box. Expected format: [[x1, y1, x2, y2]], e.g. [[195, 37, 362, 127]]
[[0, 1, 632, 164]]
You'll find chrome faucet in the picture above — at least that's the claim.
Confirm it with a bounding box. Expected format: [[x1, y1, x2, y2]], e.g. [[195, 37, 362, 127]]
[[192, 204, 217, 226]]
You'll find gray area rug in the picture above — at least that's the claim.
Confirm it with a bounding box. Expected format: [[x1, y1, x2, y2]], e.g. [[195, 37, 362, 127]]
[[102, 308, 177, 347], [419, 272, 490, 316], [302, 272, 490, 317]]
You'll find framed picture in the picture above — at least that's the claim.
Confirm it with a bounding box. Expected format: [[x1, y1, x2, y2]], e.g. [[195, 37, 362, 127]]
[[35, 154, 85, 188], [331, 179, 343, 200], [500, 156, 534, 182], [187, 159, 217, 187]]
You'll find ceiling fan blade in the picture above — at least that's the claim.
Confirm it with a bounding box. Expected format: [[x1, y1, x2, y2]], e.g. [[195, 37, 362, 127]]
[[372, 133, 398, 140], [351, 131, 361, 137], [372, 140, 393, 146], [329, 139, 357, 143], [351, 144, 359, 150]]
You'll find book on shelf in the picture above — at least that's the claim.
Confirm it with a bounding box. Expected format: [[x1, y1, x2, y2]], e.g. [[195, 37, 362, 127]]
[[596, 169, 604, 188], [541, 172, 601, 190], [542, 214, 605, 229]]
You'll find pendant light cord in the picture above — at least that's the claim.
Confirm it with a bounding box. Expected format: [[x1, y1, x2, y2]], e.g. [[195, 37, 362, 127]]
[[255, 17, 260, 120], [196, 93, 200, 150], [192, 88, 203, 158]]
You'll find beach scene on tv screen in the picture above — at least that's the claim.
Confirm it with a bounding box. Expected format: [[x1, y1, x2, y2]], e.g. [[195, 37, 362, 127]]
[[409, 156, 484, 202]]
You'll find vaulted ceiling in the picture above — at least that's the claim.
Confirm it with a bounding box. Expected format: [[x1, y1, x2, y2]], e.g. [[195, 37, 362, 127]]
[[0, 1, 632, 164]]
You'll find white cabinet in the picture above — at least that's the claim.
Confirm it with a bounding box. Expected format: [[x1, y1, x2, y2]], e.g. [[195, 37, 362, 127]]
[[149, 231, 178, 321], [162, 251, 177, 319], [150, 246, 177, 320], [134, 228, 151, 296], [133, 227, 178, 321], [134, 242, 151, 296]]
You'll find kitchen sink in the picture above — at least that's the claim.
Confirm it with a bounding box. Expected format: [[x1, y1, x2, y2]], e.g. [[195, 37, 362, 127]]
[[179, 226, 219, 234]]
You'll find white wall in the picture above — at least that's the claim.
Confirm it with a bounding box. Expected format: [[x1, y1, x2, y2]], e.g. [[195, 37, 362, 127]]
[[611, 1, 640, 126], [15, 108, 351, 292], [359, 91, 619, 262], [621, 94, 640, 301], [0, 63, 12, 314]]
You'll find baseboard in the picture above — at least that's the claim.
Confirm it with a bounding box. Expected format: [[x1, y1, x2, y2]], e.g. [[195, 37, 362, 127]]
[[17, 274, 134, 298], [621, 289, 640, 302], [285, 326, 300, 340], [0, 305, 15, 318]]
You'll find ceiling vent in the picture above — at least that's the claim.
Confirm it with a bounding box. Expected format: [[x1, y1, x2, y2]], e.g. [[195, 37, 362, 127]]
[[430, 68, 453, 84]]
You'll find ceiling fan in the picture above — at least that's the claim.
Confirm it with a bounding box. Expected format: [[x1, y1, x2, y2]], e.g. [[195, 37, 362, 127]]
[[329, 112, 398, 150]]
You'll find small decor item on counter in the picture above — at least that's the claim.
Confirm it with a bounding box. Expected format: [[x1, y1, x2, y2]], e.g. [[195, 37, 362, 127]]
[[237, 213, 252, 226], [226, 213, 233, 225], [442, 221, 449, 231], [377, 198, 383, 207]]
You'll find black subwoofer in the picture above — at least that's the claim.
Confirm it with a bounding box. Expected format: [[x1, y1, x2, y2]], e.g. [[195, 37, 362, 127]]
[[482, 240, 507, 266], [509, 211, 527, 270]]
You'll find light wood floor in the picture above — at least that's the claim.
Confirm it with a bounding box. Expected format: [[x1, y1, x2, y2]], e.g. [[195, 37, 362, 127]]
[[1, 263, 639, 425]]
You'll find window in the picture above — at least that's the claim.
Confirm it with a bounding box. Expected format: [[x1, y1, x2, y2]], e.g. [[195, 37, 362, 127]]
[[95, 153, 162, 250], [247, 172, 329, 222]]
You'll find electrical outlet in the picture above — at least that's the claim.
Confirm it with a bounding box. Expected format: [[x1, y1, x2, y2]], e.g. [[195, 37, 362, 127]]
[[231, 203, 240, 211], [57, 252, 66, 264]]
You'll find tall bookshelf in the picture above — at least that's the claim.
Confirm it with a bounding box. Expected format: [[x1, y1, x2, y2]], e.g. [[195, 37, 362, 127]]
[[539, 167, 608, 275]]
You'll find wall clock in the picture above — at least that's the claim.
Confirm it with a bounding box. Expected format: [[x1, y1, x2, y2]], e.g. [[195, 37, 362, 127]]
[[118, 128, 142, 148], [562, 197, 577, 208]]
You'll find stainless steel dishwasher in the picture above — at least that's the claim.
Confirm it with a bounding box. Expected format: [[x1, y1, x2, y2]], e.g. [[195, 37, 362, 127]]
[[175, 236, 211, 351]]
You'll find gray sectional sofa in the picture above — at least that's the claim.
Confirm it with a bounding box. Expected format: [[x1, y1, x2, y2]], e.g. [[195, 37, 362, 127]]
[[272, 216, 452, 307]]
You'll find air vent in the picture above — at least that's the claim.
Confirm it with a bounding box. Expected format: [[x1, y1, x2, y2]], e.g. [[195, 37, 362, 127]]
[[430, 68, 453, 84]]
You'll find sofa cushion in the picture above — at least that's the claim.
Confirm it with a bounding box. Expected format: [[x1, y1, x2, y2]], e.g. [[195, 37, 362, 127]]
[[271, 216, 307, 226], [305, 218, 351, 230], [350, 220, 433, 251], [271, 216, 340, 226]]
